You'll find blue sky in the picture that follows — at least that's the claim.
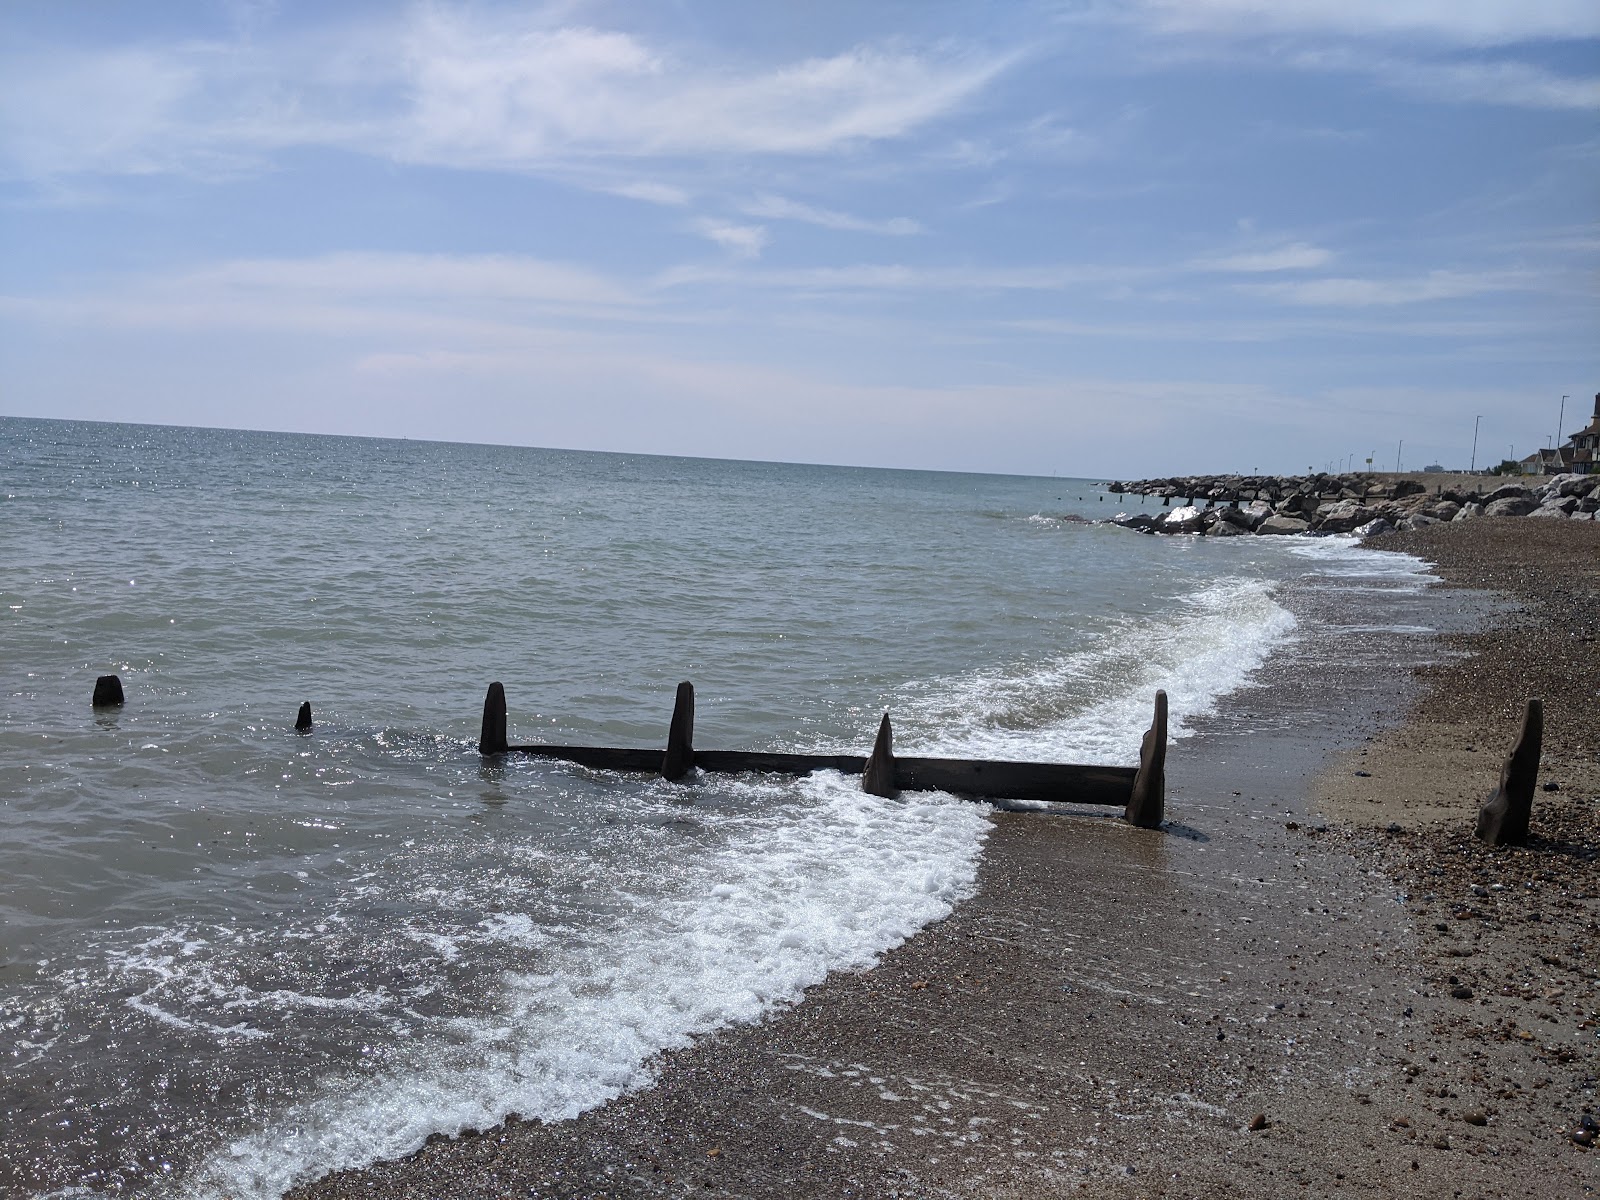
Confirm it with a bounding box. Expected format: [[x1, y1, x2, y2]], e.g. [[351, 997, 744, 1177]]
[[1, 1, 1595, 476]]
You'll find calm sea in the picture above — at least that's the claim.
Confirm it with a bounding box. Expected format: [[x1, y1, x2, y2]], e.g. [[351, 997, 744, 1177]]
[[0, 418, 1430, 1197]]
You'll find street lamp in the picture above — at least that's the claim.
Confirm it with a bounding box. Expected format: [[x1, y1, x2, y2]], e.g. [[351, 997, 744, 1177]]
[[1470, 415, 1482, 472]]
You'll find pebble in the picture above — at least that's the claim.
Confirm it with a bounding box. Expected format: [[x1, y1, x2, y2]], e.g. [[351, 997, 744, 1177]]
[[1463, 1110, 1488, 1126], [1248, 1113, 1269, 1132]]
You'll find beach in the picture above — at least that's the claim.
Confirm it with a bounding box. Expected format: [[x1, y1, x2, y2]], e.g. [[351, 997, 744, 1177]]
[[289, 518, 1598, 1199]]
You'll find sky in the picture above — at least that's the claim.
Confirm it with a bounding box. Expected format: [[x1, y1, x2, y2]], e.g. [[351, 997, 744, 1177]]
[[0, 1, 1596, 477]]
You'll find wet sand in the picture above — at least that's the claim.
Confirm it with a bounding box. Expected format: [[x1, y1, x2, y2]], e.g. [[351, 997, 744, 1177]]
[[293, 521, 1597, 1199]]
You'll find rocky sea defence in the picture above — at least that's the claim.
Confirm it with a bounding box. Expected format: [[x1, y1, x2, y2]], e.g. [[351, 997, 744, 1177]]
[[1105, 471, 1600, 537]]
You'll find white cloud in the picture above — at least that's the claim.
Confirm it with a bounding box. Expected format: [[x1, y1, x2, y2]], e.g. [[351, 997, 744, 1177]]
[[1244, 269, 1526, 305], [739, 194, 923, 235], [655, 260, 1148, 292], [0, 8, 1010, 182], [1138, 0, 1600, 45], [1192, 242, 1334, 272], [692, 219, 769, 258], [1357, 54, 1600, 110], [606, 180, 692, 206]]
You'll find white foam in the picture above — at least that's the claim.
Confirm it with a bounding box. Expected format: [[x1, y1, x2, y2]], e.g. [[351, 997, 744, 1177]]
[[1281, 534, 1437, 590], [174, 776, 988, 1200], [893, 579, 1298, 763]]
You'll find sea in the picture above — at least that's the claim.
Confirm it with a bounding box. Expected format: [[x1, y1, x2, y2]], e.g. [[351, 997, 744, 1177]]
[[0, 417, 1435, 1198]]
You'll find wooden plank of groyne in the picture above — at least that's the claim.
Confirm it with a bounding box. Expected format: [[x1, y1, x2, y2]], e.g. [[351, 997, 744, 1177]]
[[505, 741, 1135, 805]]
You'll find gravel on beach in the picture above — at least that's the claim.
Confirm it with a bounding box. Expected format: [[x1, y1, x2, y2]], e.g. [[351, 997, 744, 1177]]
[[292, 519, 1599, 1200]]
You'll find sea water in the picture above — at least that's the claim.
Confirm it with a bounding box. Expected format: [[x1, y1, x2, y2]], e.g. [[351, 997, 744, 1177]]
[[0, 418, 1430, 1197]]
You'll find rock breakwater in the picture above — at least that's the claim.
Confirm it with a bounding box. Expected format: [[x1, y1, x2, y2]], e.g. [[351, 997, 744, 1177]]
[[1105, 472, 1599, 537]]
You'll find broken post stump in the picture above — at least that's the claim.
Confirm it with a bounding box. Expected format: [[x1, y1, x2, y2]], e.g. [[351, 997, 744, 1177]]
[[862, 712, 898, 798], [1125, 689, 1167, 828], [1475, 697, 1542, 847], [92, 675, 124, 708], [662, 681, 695, 781], [295, 702, 313, 733], [479, 682, 509, 755]]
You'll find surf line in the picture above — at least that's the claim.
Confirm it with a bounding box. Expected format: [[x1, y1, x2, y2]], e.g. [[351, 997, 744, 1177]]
[[477, 680, 1169, 828]]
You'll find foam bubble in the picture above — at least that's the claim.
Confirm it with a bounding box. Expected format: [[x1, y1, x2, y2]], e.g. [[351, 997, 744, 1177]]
[[892, 578, 1297, 763], [174, 776, 987, 1199]]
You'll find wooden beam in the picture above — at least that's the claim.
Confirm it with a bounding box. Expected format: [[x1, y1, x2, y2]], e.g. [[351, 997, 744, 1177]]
[[479, 682, 508, 755], [661, 681, 695, 781], [862, 713, 898, 798], [503, 741, 1134, 806], [1475, 697, 1542, 846], [92, 674, 124, 708], [1125, 689, 1167, 828]]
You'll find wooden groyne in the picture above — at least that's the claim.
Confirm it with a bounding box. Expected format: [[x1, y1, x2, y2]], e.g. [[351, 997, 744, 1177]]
[[478, 681, 1168, 827]]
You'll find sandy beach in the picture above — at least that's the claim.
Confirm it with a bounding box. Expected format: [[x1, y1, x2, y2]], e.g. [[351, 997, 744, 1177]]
[[293, 519, 1598, 1200]]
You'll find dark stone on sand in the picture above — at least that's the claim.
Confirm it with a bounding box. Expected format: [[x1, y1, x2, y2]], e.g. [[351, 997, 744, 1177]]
[[862, 713, 898, 799], [662, 681, 695, 781], [1463, 1110, 1488, 1126], [296, 701, 313, 733], [1474, 698, 1542, 847], [1449, 985, 1473, 1000], [92, 674, 124, 707], [1248, 1113, 1269, 1132]]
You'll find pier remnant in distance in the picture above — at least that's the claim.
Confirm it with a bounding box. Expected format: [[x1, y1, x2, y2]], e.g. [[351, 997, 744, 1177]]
[[92, 675, 124, 708]]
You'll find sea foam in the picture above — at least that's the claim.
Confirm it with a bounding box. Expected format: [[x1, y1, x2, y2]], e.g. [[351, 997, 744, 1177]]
[[174, 776, 988, 1200]]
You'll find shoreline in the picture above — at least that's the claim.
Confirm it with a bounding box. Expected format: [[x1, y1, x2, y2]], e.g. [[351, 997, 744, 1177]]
[[288, 522, 1597, 1199]]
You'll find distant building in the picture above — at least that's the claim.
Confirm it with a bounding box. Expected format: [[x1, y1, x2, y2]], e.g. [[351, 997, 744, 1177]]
[[1549, 392, 1600, 475], [1422, 463, 1443, 472]]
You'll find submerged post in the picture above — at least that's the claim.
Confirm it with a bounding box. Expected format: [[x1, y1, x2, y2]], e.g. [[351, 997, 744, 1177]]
[[1125, 689, 1167, 828], [92, 674, 124, 708], [1475, 698, 1542, 846], [662, 681, 695, 780], [479, 682, 508, 755], [295, 702, 313, 733], [862, 712, 899, 799]]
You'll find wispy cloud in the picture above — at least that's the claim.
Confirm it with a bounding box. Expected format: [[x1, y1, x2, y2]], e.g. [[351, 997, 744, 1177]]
[[1192, 242, 1334, 272], [0, 8, 1011, 183], [1137, 0, 1600, 46], [692, 219, 768, 258], [738, 194, 923, 235], [1242, 269, 1529, 306]]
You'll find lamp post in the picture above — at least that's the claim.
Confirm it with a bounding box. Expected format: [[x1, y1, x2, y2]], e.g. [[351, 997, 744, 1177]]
[[1470, 415, 1482, 472], [1558, 395, 1569, 450], [1394, 441, 1403, 473]]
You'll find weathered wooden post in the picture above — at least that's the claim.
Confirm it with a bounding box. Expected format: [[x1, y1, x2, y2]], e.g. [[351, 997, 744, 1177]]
[[862, 713, 898, 798], [295, 702, 313, 733], [479, 682, 508, 755], [662, 681, 695, 780], [92, 674, 124, 708], [1125, 690, 1167, 828], [1475, 698, 1542, 846]]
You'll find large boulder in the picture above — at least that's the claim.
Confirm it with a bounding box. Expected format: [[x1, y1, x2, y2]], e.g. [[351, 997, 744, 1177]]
[[1111, 512, 1158, 532], [1355, 517, 1395, 538], [1206, 517, 1248, 536], [1484, 495, 1540, 518], [1485, 483, 1532, 504], [1241, 499, 1274, 529], [1316, 500, 1378, 533], [1453, 501, 1485, 521], [1257, 514, 1310, 535], [1528, 503, 1572, 519], [1424, 500, 1461, 521], [1398, 514, 1442, 532], [1161, 505, 1205, 534]]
